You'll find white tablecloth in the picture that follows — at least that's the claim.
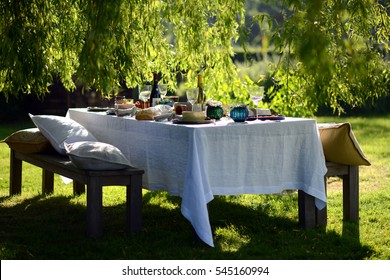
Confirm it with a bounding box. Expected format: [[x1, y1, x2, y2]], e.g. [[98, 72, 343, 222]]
[[67, 108, 327, 247]]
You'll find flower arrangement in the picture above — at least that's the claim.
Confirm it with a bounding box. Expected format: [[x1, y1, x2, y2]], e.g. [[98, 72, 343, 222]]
[[205, 99, 222, 107], [205, 99, 224, 120]]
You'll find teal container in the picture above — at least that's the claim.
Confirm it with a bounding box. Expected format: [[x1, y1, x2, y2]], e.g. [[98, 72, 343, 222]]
[[206, 105, 224, 120], [230, 105, 249, 122]]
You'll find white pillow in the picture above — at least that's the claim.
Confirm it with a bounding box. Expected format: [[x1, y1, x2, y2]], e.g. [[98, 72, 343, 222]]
[[64, 141, 131, 170], [29, 114, 97, 155]]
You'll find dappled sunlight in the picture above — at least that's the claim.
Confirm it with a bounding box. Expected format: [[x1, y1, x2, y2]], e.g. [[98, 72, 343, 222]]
[[143, 190, 181, 211], [214, 224, 251, 253], [101, 187, 126, 206], [326, 178, 343, 194], [0, 194, 28, 208]]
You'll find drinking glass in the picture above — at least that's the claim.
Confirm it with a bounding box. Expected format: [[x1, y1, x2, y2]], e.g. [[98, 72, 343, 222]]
[[186, 88, 198, 111], [249, 86, 264, 120], [139, 85, 151, 103], [159, 84, 168, 101]]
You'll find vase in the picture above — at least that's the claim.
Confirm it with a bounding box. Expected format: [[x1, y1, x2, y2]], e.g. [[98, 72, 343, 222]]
[[230, 105, 249, 122], [206, 105, 224, 120]]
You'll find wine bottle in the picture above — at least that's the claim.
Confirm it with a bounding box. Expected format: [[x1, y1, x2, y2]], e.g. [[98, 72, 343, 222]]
[[196, 74, 205, 111], [150, 72, 160, 107]]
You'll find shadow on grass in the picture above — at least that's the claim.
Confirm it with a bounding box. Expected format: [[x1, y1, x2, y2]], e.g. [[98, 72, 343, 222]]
[[0, 192, 373, 260], [208, 196, 369, 260]]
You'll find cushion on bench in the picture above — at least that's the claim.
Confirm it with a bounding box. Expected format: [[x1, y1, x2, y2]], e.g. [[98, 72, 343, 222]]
[[29, 114, 97, 155], [65, 141, 132, 170], [1, 128, 52, 153], [318, 122, 370, 166]]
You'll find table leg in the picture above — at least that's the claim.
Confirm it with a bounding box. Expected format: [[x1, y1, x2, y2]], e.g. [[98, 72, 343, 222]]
[[298, 190, 316, 228], [316, 177, 328, 226]]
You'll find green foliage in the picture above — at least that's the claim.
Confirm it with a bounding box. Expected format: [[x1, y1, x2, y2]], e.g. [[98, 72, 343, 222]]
[[0, 0, 247, 100], [252, 0, 390, 116], [0, 0, 389, 116]]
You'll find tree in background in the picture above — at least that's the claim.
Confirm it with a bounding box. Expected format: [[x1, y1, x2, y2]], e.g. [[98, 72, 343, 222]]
[[0, 0, 249, 103], [0, 0, 389, 116], [250, 0, 390, 115]]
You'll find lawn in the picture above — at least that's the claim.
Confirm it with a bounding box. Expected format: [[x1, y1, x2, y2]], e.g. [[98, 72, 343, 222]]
[[0, 114, 389, 260]]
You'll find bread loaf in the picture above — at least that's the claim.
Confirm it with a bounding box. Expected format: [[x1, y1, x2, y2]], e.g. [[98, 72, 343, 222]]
[[135, 108, 155, 120]]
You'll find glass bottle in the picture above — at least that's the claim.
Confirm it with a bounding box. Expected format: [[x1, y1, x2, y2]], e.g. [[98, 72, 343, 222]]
[[195, 74, 205, 111], [150, 72, 160, 107]]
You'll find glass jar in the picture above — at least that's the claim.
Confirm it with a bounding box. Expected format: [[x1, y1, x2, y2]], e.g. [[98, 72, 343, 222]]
[[206, 105, 224, 120], [114, 96, 126, 109], [174, 102, 188, 115], [230, 104, 249, 122]]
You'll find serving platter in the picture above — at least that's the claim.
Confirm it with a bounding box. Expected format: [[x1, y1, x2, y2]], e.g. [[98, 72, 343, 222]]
[[87, 107, 113, 112], [172, 119, 214, 125], [247, 114, 285, 121]]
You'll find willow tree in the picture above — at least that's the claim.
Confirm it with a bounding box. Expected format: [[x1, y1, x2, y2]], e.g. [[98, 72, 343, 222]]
[[254, 0, 390, 115], [0, 0, 248, 102], [0, 0, 389, 116]]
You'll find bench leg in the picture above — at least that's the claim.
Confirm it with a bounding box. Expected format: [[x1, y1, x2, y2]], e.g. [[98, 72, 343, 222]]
[[86, 178, 103, 237], [73, 181, 85, 195], [10, 149, 22, 195], [126, 175, 142, 233], [343, 166, 359, 221], [298, 190, 316, 228], [42, 169, 54, 194]]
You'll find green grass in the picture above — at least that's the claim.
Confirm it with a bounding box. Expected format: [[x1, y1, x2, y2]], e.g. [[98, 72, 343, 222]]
[[0, 115, 389, 260]]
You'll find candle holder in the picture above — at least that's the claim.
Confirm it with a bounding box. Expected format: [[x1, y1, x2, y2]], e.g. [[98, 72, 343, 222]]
[[206, 105, 224, 120], [230, 104, 249, 122]]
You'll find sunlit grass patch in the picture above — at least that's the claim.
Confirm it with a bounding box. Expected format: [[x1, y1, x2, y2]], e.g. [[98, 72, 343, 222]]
[[143, 190, 181, 211], [215, 224, 251, 253]]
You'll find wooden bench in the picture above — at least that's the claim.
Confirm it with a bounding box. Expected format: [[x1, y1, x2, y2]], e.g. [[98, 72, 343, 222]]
[[325, 162, 359, 222], [297, 162, 359, 228], [314, 162, 359, 226], [298, 164, 358, 229], [314, 122, 369, 226], [9, 149, 144, 237]]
